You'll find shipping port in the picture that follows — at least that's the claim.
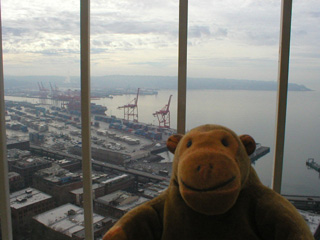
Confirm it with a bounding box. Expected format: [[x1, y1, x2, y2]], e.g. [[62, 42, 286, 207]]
[[10, 94, 320, 240], [5, 97, 270, 176]]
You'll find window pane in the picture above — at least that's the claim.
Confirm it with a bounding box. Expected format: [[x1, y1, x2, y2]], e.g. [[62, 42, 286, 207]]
[[2, 1, 108, 239], [3, 0, 180, 239], [187, 1, 281, 187], [282, 1, 320, 196]]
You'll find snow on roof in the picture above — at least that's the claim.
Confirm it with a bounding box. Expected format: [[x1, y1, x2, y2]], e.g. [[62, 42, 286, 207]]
[[10, 188, 52, 210], [96, 190, 149, 212], [70, 183, 100, 195], [100, 174, 129, 185], [33, 203, 105, 237], [298, 210, 320, 234]]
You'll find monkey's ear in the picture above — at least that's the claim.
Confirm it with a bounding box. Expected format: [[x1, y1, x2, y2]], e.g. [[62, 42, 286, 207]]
[[167, 134, 184, 154], [239, 134, 256, 156]]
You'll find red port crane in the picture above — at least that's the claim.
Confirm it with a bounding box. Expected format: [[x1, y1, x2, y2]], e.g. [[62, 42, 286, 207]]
[[153, 95, 172, 128], [118, 88, 140, 122]]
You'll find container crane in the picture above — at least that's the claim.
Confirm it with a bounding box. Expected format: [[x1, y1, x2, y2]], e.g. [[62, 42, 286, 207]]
[[153, 95, 172, 128], [37, 82, 49, 99], [118, 88, 140, 122], [49, 82, 60, 99]]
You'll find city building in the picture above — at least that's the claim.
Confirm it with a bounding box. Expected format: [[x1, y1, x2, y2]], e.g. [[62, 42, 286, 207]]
[[139, 180, 169, 199], [70, 183, 105, 207], [55, 158, 81, 172], [298, 210, 320, 239], [97, 174, 136, 194], [10, 188, 54, 238], [69, 145, 131, 165], [94, 190, 149, 219], [7, 140, 30, 151], [70, 173, 136, 206], [10, 156, 52, 186], [7, 148, 31, 160], [8, 172, 24, 192], [7, 148, 31, 169], [33, 164, 83, 206], [32, 203, 113, 240]]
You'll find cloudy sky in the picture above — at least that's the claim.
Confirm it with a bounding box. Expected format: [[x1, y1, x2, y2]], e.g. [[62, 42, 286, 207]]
[[2, 0, 320, 88]]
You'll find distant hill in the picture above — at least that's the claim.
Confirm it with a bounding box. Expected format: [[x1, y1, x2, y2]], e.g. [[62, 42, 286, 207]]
[[4, 75, 312, 91]]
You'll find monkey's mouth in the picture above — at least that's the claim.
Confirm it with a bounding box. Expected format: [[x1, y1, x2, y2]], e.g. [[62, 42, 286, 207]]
[[181, 176, 236, 192]]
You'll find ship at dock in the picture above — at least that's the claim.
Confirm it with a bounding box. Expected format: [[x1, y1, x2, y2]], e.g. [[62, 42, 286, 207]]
[[62, 100, 107, 115], [307, 158, 320, 176]]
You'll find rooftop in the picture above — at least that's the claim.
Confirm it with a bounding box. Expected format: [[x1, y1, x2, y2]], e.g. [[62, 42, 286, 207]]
[[70, 183, 101, 195], [12, 156, 50, 168], [10, 188, 52, 210], [142, 181, 168, 198], [298, 210, 320, 235], [7, 148, 31, 160], [96, 190, 149, 211], [33, 203, 107, 237], [8, 171, 21, 179], [99, 174, 129, 185], [35, 164, 81, 183]]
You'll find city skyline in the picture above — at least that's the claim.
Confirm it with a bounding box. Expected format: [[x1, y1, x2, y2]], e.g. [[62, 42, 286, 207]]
[[2, 0, 320, 89]]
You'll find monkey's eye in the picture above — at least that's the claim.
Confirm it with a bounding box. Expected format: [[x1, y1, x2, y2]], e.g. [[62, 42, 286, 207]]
[[186, 140, 192, 148], [221, 138, 229, 147]]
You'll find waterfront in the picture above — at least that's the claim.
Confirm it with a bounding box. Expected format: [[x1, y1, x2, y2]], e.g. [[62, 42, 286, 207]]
[[5, 89, 320, 196]]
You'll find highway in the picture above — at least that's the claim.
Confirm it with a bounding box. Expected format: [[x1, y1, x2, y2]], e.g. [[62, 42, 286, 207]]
[[30, 145, 170, 182]]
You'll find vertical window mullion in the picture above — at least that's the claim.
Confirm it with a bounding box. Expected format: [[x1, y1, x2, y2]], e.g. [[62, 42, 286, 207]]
[[80, 0, 94, 239], [0, 3, 13, 240], [272, 0, 293, 193], [177, 0, 188, 134]]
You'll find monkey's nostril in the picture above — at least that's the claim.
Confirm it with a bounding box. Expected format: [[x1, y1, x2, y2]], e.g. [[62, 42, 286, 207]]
[[197, 166, 201, 172], [209, 164, 213, 169]]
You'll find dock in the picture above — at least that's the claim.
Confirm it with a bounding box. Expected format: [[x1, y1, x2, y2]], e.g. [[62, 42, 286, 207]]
[[250, 144, 270, 164], [306, 158, 320, 175], [283, 195, 320, 213]]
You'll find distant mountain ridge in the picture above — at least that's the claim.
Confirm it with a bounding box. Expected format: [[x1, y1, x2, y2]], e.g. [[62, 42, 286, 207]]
[[4, 75, 312, 91]]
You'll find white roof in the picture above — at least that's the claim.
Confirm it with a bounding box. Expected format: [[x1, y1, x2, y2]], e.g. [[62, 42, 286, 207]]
[[10, 188, 52, 210], [33, 203, 105, 237], [298, 210, 320, 234], [96, 190, 149, 211], [70, 183, 100, 195]]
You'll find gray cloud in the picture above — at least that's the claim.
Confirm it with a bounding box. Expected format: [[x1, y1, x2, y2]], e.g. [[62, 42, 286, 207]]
[[3, 27, 29, 36], [309, 11, 320, 18], [92, 19, 177, 36], [189, 26, 211, 38], [2, 0, 319, 83]]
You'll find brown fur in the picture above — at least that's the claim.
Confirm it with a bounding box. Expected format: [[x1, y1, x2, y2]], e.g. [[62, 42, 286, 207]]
[[103, 124, 313, 240]]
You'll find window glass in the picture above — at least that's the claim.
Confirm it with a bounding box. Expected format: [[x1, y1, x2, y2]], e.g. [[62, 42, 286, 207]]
[[2, 1, 103, 239], [282, 1, 320, 196], [187, 1, 281, 187], [187, 1, 320, 198], [3, 0, 180, 239]]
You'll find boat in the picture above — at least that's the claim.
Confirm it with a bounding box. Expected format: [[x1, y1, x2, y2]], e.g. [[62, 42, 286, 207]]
[[64, 101, 107, 115]]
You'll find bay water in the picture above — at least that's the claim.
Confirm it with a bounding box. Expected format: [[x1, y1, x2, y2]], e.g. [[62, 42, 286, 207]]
[[6, 89, 320, 196]]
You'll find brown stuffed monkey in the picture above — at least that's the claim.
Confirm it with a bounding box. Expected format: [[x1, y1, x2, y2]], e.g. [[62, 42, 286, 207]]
[[103, 124, 314, 240]]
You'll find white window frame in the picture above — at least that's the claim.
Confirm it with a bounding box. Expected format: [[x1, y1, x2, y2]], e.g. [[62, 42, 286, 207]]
[[0, 0, 292, 239]]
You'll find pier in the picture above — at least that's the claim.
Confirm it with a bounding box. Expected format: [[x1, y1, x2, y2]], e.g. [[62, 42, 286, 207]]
[[283, 195, 320, 213], [306, 158, 320, 175]]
